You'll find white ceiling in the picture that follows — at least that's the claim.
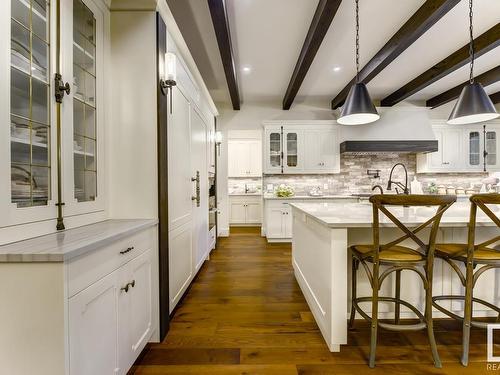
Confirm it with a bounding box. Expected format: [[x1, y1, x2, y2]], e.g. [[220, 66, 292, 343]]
[[167, 0, 500, 108]]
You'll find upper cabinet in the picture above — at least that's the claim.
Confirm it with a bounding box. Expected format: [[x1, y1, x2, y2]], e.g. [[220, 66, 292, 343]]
[[264, 126, 283, 174], [63, 0, 106, 216], [283, 129, 303, 173], [263, 122, 339, 175], [1, 0, 108, 240], [228, 139, 262, 177], [417, 122, 500, 173]]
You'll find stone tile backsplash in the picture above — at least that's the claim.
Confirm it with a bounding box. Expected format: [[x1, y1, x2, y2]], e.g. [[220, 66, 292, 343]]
[[228, 177, 262, 194], [263, 153, 488, 195]]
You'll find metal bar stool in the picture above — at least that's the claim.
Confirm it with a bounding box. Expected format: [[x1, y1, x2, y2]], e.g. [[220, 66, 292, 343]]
[[432, 193, 500, 366], [349, 194, 456, 368]]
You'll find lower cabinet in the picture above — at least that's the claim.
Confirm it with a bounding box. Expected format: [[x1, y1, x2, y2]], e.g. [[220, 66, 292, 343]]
[[69, 229, 156, 375], [229, 196, 262, 224], [265, 200, 292, 240], [264, 198, 358, 241], [0, 221, 158, 375], [69, 270, 120, 375]]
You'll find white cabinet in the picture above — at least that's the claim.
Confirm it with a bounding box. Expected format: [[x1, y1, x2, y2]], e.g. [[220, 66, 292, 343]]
[[229, 196, 262, 225], [69, 269, 120, 375], [228, 140, 262, 177], [265, 200, 292, 239], [69, 230, 156, 375], [283, 129, 304, 173], [264, 198, 358, 242], [417, 122, 500, 173], [121, 249, 153, 370], [264, 127, 283, 174], [304, 129, 338, 172], [464, 127, 499, 171], [1, 0, 109, 242], [263, 123, 339, 174], [168, 68, 213, 311]]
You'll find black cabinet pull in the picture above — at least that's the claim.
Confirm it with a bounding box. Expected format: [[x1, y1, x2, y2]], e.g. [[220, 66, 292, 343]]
[[119, 246, 134, 255], [120, 280, 136, 293]]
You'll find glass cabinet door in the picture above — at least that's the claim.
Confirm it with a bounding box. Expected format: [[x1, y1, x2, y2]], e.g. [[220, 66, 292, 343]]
[[485, 131, 497, 167], [62, 0, 104, 215], [283, 130, 302, 172], [467, 128, 499, 170], [285, 132, 298, 168], [468, 131, 480, 167], [268, 131, 281, 168], [10, 0, 51, 208], [73, 0, 96, 202]]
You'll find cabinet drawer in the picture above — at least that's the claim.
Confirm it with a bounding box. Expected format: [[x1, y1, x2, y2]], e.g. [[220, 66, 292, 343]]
[[68, 228, 155, 297]]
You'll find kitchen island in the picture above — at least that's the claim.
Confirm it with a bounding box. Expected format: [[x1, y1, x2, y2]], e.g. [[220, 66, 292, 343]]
[[290, 201, 499, 352]]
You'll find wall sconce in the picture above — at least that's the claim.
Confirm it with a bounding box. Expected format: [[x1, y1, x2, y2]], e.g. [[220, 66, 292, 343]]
[[215, 131, 223, 156], [160, 52, 177, 113]]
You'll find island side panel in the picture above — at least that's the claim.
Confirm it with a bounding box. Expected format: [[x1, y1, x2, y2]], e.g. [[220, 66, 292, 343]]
[[292, 208, 347, 352], [0, 263, 65, 375]]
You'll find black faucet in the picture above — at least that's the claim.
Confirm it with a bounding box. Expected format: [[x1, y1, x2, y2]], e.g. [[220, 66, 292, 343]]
[[372, 185, 384, 194], [387, 163, 409, 195]]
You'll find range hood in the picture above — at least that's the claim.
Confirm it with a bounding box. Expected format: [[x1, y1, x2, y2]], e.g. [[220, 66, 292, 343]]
[[338, 108, 438, 155], [340, 140, 438, 154]]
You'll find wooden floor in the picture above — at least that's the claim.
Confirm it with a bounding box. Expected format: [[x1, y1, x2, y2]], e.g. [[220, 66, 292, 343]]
[[131, 226, 497, 374]]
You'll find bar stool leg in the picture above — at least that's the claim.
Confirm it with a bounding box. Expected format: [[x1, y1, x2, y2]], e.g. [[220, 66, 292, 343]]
[[369, 262, 380, 368], [395, 270, 401, 324], [461, 263, 474, 366], [425, 280, 441, 368], [349, 258, 359, 329]]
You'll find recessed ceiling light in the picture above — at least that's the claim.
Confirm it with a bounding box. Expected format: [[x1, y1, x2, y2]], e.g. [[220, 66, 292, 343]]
[[242, 66, 252, 73], [333, 66, 341, 72]]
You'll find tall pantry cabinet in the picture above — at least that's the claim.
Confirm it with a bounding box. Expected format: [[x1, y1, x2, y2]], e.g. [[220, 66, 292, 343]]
[[165, 32, 217, 313], [1, 0, 108, 244]]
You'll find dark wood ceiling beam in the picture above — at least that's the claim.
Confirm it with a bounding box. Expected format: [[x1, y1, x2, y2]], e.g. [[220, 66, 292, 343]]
[[208, 0, 240, 110], [490, 91, 500, 105], [331, 0, 460, 110], [382, 23, 500, 107], [283, 0, 342, 110], [426, 65, 500, 108]]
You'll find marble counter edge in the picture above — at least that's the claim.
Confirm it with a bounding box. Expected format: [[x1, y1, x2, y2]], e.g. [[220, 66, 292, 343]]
[[263, 195, 357, 200], [289, 203, 497, 229], [0, 219, 159, 263]]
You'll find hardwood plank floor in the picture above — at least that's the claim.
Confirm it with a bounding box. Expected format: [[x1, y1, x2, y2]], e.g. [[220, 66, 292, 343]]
[[131, 226, 498, 374]]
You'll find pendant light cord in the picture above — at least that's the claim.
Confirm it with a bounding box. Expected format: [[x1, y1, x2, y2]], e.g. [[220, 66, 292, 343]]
[[468, 0, 475, 84], [355, 0, 360, 83]]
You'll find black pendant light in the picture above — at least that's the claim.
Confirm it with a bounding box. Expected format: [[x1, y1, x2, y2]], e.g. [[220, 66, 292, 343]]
[[447, 0, 499, 125], [337, 0, 379, 125]]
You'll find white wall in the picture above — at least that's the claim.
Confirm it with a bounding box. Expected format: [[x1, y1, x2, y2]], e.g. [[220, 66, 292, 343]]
[[109, 11, 158, 219]]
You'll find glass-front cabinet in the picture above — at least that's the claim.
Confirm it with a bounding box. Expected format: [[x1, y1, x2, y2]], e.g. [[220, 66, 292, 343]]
[[1, 0, 107, 241], [283, 129, 303, 172], [63, 0, 104, 216], [465, 126, 499, 171], [264, 127, 283, 173]]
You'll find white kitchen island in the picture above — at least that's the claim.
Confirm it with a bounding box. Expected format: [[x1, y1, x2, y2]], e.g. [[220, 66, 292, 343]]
[[290, 201, 499, 352]]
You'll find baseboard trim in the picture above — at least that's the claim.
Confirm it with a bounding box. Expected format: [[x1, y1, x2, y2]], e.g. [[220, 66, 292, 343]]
[[218, 227, 229, 237]]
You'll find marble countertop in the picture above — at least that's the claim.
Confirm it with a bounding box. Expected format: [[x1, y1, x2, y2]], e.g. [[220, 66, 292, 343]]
[[0, 219, 158, 263], [229, 192, 262, 196], [263, 193, 357, 200], [290, 201, 498, 228]]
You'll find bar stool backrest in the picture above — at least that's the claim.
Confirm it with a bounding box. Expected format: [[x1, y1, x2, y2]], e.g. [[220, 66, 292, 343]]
[[467, 193, 500, 253], [368, 194, 457, 262]]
